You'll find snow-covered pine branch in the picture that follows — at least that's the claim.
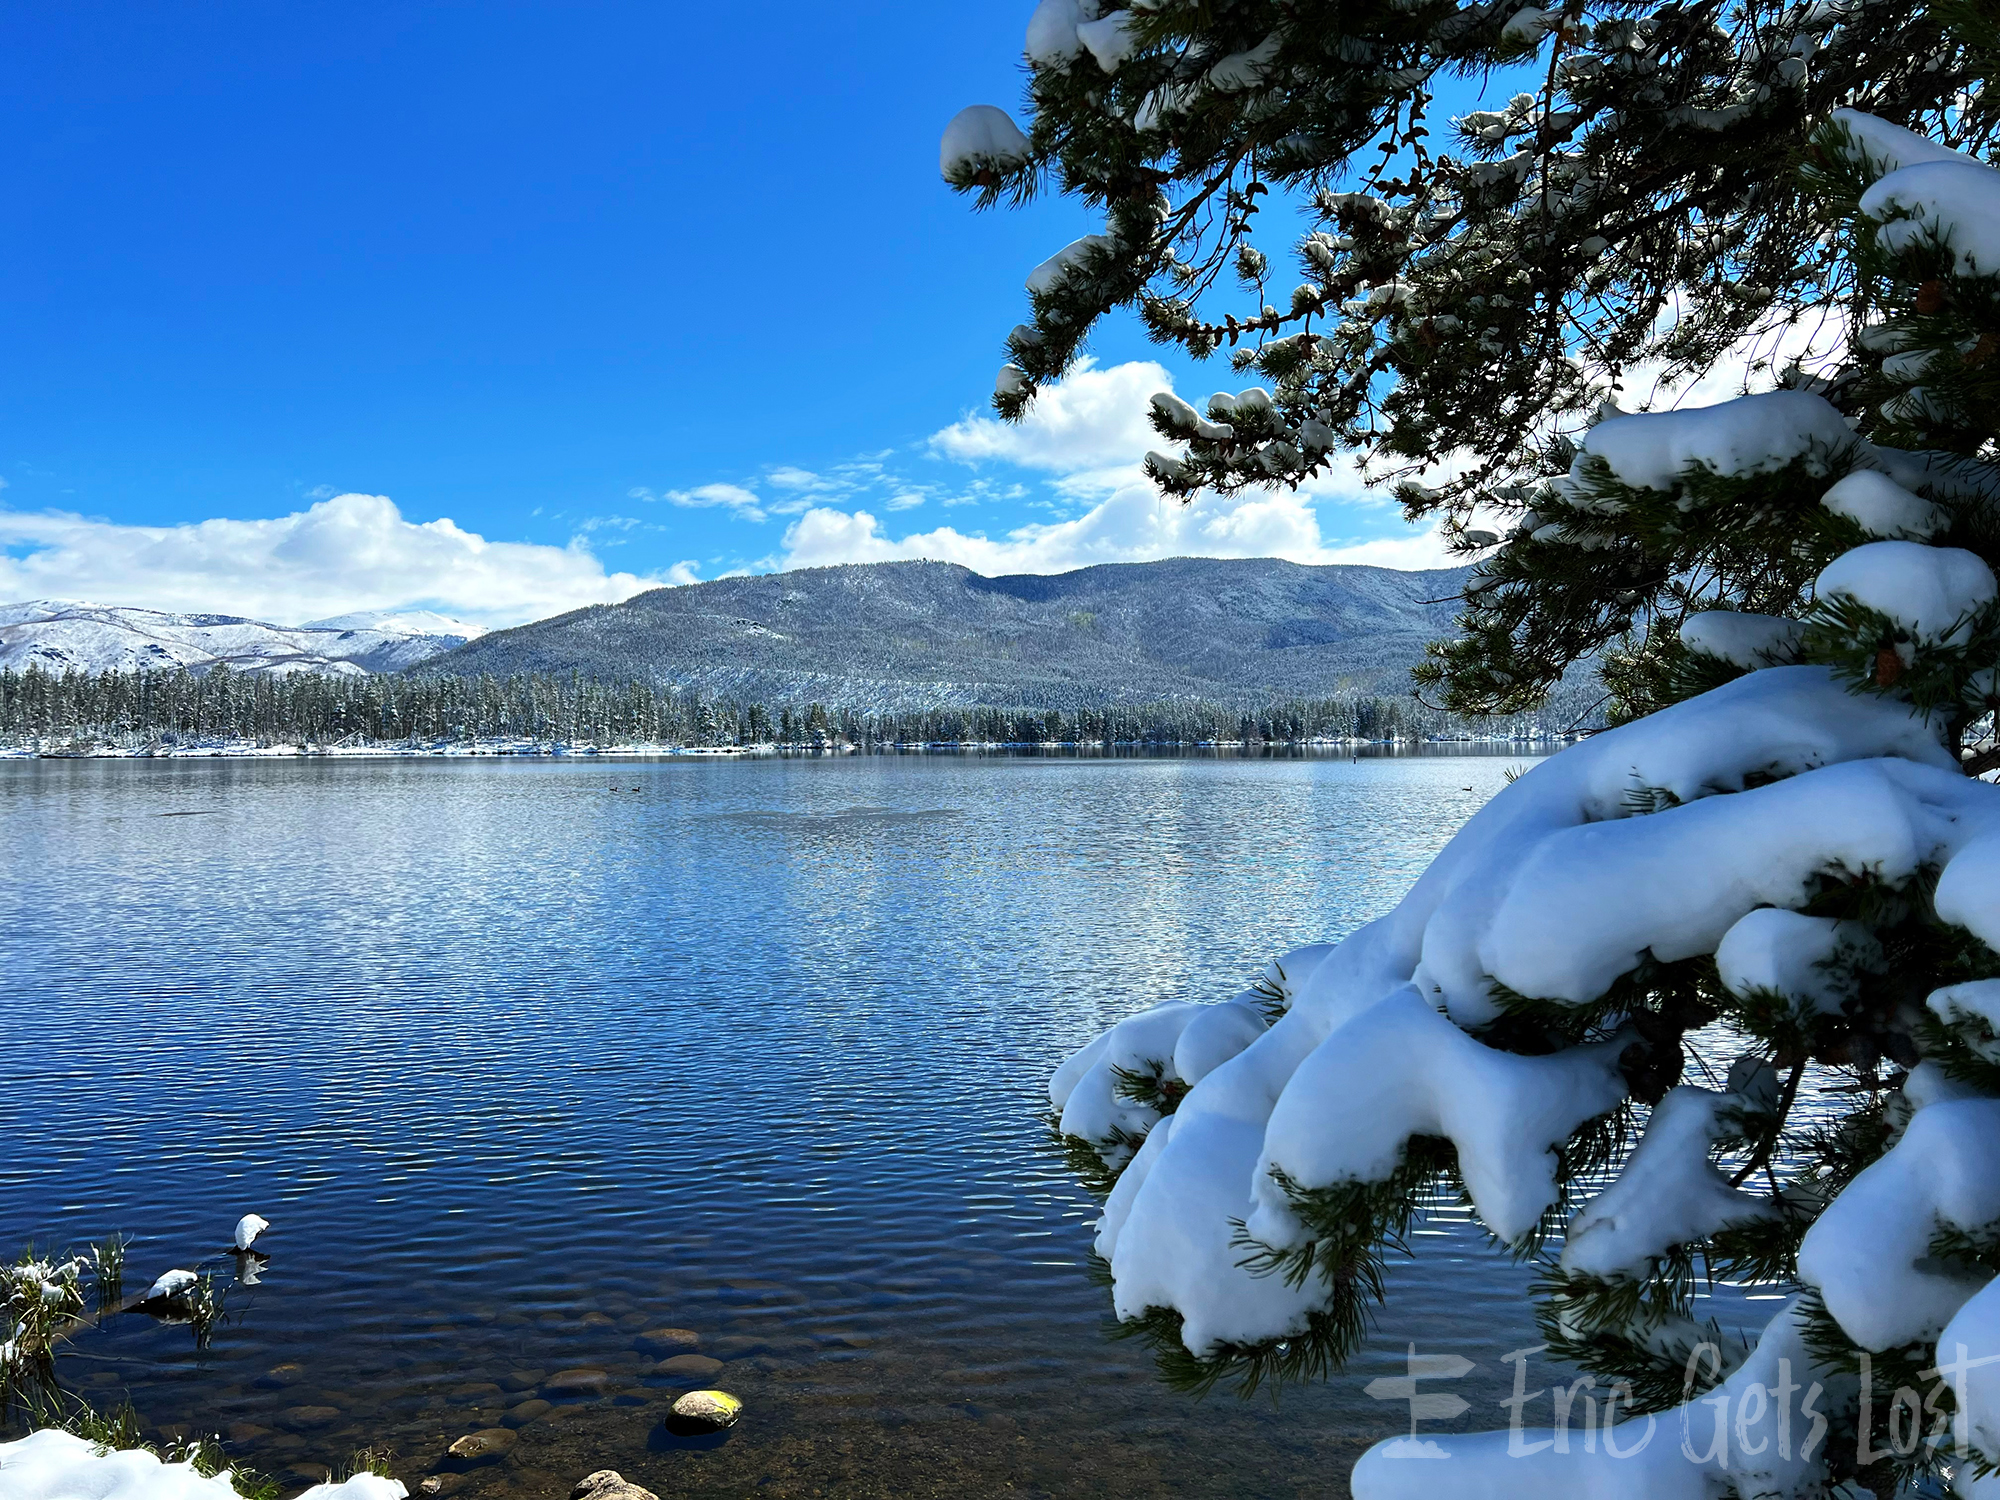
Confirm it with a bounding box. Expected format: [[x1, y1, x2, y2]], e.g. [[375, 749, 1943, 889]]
[[946, 15, 2000, 1487]]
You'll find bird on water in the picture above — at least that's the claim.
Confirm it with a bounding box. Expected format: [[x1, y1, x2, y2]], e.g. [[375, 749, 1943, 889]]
[[142, 1268, 198, 1304]]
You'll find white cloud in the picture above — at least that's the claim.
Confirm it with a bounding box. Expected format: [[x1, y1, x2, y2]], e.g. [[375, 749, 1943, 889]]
[[765, 466, 840, 492], [930, 357, 1171, 488], [1616, 299, 1849, 413], [0, 492, 673, 629], [631, 481, 767, 523], [778, 475, 1454, 577], [781, 359, 1452, 575]]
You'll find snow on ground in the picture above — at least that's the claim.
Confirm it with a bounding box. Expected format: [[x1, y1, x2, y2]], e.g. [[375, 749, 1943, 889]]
[[0, 1429, 405, 1500]]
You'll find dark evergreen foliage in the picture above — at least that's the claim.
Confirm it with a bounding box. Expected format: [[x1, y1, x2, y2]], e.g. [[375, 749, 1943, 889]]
[[0, 662, 1557, 751], [983, 1, 2000, 1479]]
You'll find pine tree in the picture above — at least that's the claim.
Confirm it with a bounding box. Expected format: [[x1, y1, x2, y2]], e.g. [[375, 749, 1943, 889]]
[[943, 0, 1993, 528], [953, 5, 2000, 1495]]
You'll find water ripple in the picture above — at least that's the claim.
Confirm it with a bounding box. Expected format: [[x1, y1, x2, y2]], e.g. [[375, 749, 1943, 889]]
[[0, 751, 1695, 1498]]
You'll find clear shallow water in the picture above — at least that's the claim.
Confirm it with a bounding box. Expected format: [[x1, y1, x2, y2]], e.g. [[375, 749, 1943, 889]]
[[0, 751, 1762, 1498]]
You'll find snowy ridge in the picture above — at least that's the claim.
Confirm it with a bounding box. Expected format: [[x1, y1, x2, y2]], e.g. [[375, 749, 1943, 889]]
[[0, 601, 481, 678], [423, 556, 1474, 710]]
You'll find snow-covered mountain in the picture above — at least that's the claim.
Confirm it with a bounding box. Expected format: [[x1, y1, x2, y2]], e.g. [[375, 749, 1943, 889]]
[[0, 601, 483, 677], [304, 609, 488, 638], [427, 556, 1475, 708]]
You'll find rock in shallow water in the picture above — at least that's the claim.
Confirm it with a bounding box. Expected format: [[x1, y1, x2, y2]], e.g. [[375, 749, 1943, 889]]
[[543, 1367, 612, 1397], [632, 1327, 700, 1356], [664, 1389, 742, 1436], [571, 1471, 660, 1500], [444, 1427, 516, 1468], [501, 1398, 553, 1428], [277, 1405, 341, 1431], [653, 1353, 724, 1380]]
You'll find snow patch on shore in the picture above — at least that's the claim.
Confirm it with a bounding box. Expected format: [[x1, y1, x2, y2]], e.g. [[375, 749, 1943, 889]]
[[0, 1429, 405, 1500]]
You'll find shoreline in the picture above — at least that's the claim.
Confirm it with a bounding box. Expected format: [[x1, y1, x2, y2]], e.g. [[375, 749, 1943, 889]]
[[0, 736, 1574, 761]]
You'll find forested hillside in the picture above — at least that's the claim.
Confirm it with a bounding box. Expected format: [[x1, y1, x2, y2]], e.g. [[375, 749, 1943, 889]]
[[421, 556, 1469, 709], [0, 662, 1570, 748]]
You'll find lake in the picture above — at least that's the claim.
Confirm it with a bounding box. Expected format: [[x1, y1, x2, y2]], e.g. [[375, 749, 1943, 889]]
[[0, 750, 1764, 1498]]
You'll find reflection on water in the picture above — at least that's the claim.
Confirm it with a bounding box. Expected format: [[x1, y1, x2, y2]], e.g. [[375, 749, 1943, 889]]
[[708, 805, 964, 836], [0, 750, 1751, 1497]]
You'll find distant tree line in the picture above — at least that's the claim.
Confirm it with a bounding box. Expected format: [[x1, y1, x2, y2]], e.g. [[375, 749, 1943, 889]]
[[0, 664, 1575, 749]]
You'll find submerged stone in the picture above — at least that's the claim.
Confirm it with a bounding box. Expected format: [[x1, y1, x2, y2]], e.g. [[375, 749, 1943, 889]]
[[501, 1398, 553, 1428], [632, 1326, 700, 1356], [543, 1367, 612, 1397], [444, 1428, 516, 1468], [653, 1353, 724, 1380], [664, 1389, 742, 1435], [571, 1472, 660, 1500]]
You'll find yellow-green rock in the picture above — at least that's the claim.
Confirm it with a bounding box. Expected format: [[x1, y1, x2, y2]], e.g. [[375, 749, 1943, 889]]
[[665, 1389, 741, 1434]]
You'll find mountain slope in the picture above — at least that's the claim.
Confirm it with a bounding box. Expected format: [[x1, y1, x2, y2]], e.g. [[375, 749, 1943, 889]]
[[0, 601, 481, 677], [421, 557, 1468, 709]]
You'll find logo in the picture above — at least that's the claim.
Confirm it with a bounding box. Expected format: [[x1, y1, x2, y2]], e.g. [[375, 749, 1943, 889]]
[[1366, 1344, 1474, 1459]]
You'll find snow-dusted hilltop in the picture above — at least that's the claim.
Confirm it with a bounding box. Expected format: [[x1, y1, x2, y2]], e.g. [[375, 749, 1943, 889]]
[[0, 601, 482, 678], [424, 557, 1472, 710], [303, 608, 487, 639]]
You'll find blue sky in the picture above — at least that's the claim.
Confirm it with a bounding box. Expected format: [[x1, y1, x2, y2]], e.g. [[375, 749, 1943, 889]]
[[0, 2, 1450, 627]]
